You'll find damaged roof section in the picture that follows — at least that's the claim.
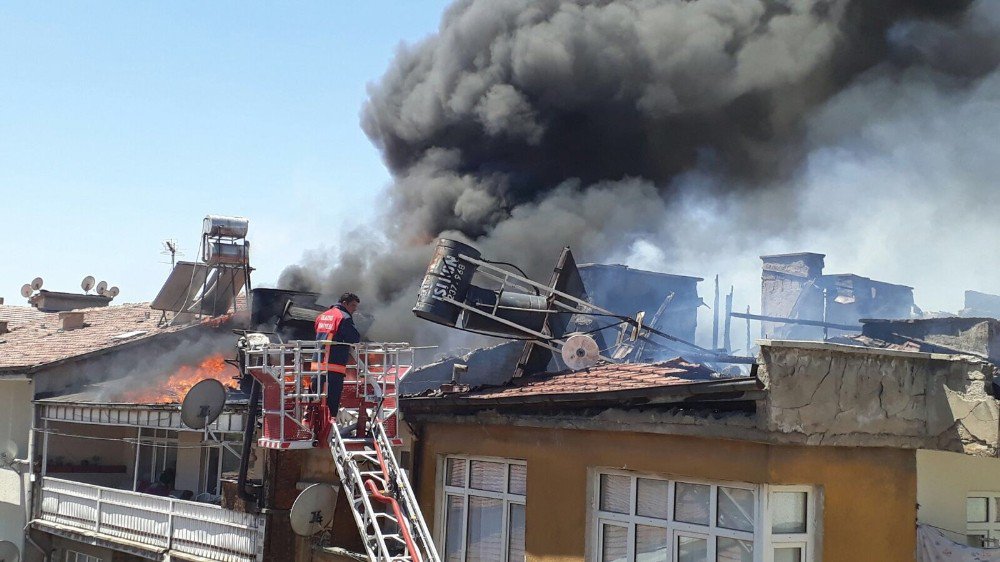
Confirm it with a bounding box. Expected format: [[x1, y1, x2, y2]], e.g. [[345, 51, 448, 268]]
[[0, 301, 241, 374], [402, 358, 761, 415]]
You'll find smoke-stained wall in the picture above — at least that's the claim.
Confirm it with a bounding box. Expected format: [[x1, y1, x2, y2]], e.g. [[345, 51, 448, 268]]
[[281, 0, 1000, 348]]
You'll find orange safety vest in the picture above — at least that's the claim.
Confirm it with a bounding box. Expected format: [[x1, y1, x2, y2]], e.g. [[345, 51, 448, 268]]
[[315, 307, 349, 374]]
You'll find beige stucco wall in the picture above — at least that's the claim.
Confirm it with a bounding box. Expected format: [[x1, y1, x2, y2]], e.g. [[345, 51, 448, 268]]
[[917, 449, 1000, 543], [0, 378, 34, 561], [416, 421, 918, 562]]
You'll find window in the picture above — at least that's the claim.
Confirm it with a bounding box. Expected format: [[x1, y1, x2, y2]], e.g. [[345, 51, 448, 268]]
[[65, 551, 102, 562], [590, 471, 819, 562], [439, 456, 526, 562], [967, 493, 1000, 548]]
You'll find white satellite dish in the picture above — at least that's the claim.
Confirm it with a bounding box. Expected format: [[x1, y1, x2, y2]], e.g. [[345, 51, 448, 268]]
[[180, 379, 227, 429], [20, 284, 32, 299], [561, 333, 601, 370], [81, 276, 96, 293], [108, 286, 120, 298], [30, 277, 43, 291], [0, 440, 18, 470], [290, 483, 339, 536], [96, 281, 108, 295], [0, 539, 19, 562]]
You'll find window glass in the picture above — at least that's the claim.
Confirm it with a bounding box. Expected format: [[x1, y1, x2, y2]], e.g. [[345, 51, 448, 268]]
[[677, 535, 708, 562], [509, 464, 527, 496], [469, 460, 505, 492], [635, 525, 668, 562], [446, 458, 466, 487], [601, 474, 631, 514], [508, 503, 526, 562], [717, 487, 754, 532], [771, 492, 808, 534], [636, 478, 669, 520], [602, 523, 628, 562], [968, 497, 989, 523], [445, 495, 465, 562], [717, 537, 753, 562], [675, 483, 710, 526], [968, 534, 988, 548], [774, 546, 803, 562], [466, 496, 504, 562]]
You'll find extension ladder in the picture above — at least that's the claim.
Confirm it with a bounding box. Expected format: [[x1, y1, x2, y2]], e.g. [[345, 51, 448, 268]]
[[332, 416, 440, 562]]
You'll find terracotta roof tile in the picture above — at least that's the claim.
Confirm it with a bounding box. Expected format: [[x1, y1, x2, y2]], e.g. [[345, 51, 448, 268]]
[[463, 358, 720, 399], [0, 303, 204, 371]]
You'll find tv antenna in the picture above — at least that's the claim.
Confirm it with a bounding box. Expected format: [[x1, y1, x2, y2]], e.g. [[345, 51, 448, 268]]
[[161, 239, 183, 267]]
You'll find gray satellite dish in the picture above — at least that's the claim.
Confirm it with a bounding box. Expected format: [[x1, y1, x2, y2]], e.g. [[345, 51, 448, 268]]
[[290, 483, 339, 536], [180, 379, 227, 429], [30, 277, 43, 291], [81, 276, 96, 293], [96, 280, 108, 295], [108, 286, 120, 298], [0, 440, 18, 470], [561, 333, 601, 370], [20, 284, 32, 298], [0, 540, 19, 562]]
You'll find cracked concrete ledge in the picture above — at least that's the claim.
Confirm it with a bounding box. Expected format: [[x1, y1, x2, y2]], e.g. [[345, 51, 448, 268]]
[[760, 342, 999, 456]]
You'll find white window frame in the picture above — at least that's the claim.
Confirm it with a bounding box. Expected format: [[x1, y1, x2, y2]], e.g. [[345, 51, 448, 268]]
[[586, 468, 820, 562], [65, 551, 103, 562], [966, 491, 1000, 548], [436, 454, 527, 562], [761, 484, 821, 562]]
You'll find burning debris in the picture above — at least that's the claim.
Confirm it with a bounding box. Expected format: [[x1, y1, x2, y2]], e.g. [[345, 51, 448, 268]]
[[280, 0, 1000, 349], [118, 354, 236, 404]]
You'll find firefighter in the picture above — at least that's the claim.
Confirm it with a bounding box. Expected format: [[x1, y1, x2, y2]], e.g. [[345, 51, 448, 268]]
[[315, 292, 361, 422]]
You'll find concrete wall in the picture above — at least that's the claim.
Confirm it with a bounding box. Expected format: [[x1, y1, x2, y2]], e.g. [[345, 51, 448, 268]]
[[917, 449, 1000, 544], [760, 341, 1000, 455], [0, 378, 33, 562], [414, 422, 918, 562]]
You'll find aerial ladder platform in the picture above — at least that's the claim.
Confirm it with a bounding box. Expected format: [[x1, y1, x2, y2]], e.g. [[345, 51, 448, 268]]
[[241, 337, 440, 562]]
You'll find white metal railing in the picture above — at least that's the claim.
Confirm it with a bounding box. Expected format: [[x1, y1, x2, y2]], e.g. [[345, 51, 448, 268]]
[[38, 477, 265, 562]]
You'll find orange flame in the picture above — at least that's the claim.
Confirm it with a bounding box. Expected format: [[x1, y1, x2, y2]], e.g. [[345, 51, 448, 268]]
[[119, 354, 235, 404]]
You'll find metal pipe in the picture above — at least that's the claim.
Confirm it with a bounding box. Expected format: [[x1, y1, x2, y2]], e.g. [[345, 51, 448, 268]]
[[236, 379, 261, 503], [730, 311, 859, 332]]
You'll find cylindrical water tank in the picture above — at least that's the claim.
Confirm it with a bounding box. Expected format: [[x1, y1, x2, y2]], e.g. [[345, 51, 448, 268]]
[[206, 241, 250, 265], [461, 286, 549, 336], [203, 215, 250, 238], [412, 239, 481, 327]]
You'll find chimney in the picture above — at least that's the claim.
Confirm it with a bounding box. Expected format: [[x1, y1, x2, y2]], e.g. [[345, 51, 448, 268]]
[[59, 311, 86, 331], [0, 321, 8, 335]]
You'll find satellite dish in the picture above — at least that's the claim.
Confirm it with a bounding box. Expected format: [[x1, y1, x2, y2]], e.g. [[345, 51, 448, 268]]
[[108, 286, 120, 298], [290, 483, 339, 536], [20, 284, 32, 299], [0, 540, 19, 562], [96, 281, 108, 295], [81, 276, 96, 292], [30, 277, 43, 291], [0, 440, 18, 470], [180, 379, 227, 429], [561, 333, 601, 370]]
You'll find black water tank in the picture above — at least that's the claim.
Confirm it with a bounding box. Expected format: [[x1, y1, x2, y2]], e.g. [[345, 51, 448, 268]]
[[413, 239, 481, 327], [461, 286, 548, 336]]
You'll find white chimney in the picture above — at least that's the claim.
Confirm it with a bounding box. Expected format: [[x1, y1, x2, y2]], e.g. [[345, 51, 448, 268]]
[[59, 311, 86, 331]]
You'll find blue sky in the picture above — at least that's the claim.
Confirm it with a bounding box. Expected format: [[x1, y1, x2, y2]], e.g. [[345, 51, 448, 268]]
[[0, 2, 451, 304]]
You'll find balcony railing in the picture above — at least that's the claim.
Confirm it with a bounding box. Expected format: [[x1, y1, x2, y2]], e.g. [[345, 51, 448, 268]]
[[38, 477, 265, 562]]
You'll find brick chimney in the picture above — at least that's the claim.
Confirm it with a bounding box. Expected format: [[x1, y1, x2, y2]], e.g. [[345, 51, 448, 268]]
[[59, 311, 86, 331]]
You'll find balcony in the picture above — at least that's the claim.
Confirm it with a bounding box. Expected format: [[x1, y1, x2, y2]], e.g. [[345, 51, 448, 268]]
[[35, 477, 265, 562]]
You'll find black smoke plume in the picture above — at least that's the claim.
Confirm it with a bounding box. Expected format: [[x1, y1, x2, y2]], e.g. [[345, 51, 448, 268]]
[[281, 0, 999, 346]]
